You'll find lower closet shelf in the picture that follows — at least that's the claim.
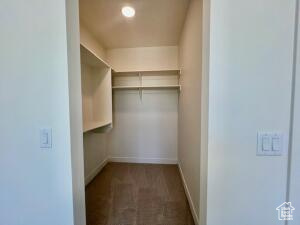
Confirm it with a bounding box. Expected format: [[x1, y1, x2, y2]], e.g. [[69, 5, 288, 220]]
[[83, 120, 112, 133]]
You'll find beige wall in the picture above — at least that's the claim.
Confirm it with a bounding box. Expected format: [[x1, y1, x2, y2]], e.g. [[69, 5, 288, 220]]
[[107, 89, 178, 164], [107, 46, 179, 72], [80, 23, 107, 61], [178, 0, 203, 223], [106, 46, 180, 165], [83, 132, 108, 184]]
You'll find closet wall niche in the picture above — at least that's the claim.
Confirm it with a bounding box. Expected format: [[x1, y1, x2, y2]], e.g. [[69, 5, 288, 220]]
[[80, 41, 181, 184], [78, 0, 202, 223], [79, 6, 183, 185]]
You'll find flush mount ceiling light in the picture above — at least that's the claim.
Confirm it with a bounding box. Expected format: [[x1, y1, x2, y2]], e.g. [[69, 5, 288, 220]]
[[122, 6, 135, 18]]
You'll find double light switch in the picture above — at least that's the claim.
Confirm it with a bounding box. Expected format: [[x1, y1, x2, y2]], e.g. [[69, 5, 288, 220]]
[[257, 132, 285, 156], [40, 128, 52, 148]]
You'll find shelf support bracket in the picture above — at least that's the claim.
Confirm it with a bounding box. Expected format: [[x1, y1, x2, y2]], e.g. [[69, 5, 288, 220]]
[[139, 72, 143, 101]]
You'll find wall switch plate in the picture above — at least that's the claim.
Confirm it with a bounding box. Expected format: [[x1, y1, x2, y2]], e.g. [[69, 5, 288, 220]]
[[257, 132, 285, 156], [262, 135, 272, 151], [40, 128, 52, 148]]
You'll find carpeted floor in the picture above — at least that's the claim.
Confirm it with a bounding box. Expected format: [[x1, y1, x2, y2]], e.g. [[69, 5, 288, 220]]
[[85, 162, 195, 225]]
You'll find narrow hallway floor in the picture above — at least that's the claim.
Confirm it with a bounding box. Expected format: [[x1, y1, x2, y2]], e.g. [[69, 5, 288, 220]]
[[85, 162, 195, 225]]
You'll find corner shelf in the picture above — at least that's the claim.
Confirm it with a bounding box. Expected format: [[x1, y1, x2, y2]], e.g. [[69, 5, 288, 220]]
[[83, 120, 112, 133], [80, 44, 113, 133], [80, 44, 111, 69]]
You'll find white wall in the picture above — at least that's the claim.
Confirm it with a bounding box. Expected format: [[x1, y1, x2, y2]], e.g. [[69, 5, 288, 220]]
[[289, 2, 300, 223], [107, 46, 179, 72], [107, 90, 178, 164], [207, 1, 296, 225], [178, 0, 203, 223], [199, 0, 210, 224], [65, 0, 86, 224], [0, 0, 77, 224]]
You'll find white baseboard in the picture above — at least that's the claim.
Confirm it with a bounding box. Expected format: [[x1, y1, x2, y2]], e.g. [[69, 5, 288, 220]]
[[109, 156, 178, 164], [178, 163, 199, 225], [85, 158, 108, 186]]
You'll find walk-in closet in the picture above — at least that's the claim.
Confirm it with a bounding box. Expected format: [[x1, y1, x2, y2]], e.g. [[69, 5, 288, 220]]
[[79, 0, 203, 224]]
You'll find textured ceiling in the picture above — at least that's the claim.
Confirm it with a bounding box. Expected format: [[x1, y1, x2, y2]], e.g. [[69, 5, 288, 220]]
[[79, 0, 190, 49]]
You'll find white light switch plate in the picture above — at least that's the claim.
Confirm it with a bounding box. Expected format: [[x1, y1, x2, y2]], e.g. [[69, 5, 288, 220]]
[[257, 132, 286, 156], [40, 128, 52, 148]]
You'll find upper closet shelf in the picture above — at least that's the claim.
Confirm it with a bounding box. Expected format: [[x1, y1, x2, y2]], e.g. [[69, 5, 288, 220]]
[[112, 85, 181, 90], [112, 69, 181, 76], [80, 44, 111, 69]]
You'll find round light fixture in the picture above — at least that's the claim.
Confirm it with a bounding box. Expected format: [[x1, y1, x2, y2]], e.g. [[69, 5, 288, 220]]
[[122, 6, 135, 18]]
